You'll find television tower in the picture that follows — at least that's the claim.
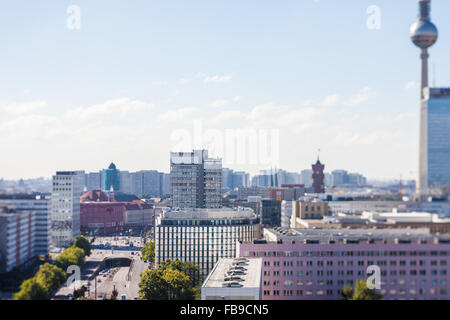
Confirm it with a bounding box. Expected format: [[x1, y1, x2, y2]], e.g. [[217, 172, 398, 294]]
[[410, 0, 438, 198], [410, 0, 438, 99]]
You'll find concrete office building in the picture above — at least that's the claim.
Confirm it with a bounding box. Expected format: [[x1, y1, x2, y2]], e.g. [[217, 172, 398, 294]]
[[261, 199, 281, 227], [269, 185, 306, 201], [201, 258, 262, 300], [170, 150, 222, 208], [0, 194, 51, 256], [155, 207, 260, 278], [290, 199, 329, 228], [0, 208, 36, 273], [51, 171, 84, 248], [281, 200, 293, 229], [238, 228, 450, 300], [237, 187, 270, 201]]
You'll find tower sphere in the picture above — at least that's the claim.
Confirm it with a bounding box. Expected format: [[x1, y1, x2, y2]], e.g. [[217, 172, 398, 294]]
[[410, 20, 438, 49]]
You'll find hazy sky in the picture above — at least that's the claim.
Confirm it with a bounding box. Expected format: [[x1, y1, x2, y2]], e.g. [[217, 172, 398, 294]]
[[1, 0, 449, 180]]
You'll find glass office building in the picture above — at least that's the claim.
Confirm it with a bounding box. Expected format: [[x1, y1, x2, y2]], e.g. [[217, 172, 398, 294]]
[[102, 162, 120, 192], [419, 88, 450, 194]]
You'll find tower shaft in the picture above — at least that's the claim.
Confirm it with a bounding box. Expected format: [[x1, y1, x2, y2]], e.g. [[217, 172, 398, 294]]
[[420, 48, 429, 100]]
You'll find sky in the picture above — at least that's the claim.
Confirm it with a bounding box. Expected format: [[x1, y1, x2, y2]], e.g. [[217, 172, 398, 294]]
[[0, 0, 449, 180]]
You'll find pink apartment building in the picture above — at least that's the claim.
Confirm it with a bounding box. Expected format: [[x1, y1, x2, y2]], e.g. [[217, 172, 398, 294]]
[[237, 228, 450, 300]]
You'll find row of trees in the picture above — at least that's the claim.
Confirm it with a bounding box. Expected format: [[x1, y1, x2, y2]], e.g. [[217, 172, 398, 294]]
[[140, 240, 155, 264], [13, 236, 92, 300], [138, 259, 201, 300]]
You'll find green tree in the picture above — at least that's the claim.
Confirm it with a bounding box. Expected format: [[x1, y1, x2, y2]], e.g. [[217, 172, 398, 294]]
[[342, 280, 382, 300], [159, 259, 200, 286], [56, 247, 85, 271], [141, 240, 155, 264], [138, 269, 168, 300], [35, 263, 66, 294], [13, 278, 49, 300], [72, 235, 92, 256], [162, 268, 194, 300]]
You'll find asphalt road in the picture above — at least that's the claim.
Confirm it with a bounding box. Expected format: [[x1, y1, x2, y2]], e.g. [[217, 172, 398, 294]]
[[54, 236, 148, 300]]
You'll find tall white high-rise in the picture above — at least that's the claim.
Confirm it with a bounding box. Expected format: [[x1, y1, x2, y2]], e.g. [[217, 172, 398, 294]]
[[51, 171, 84, 248]]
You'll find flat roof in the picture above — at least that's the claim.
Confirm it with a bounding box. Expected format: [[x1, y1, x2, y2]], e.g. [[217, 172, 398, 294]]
[[202, 258, 262, 289], [262, 227, 450, 244], [163, 207, 255, 220]]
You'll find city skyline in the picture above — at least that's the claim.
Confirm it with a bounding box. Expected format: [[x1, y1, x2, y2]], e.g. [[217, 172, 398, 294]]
[[1, 1, 450, 181]]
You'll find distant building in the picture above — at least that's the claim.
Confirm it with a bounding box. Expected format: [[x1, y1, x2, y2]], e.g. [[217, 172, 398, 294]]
[[331, 170, 348, 186], [201, 258, 262, 300], [281, 200, 293, 229], [300, 170, 313, 187], [0, 194, 50, 257], [124, 202, 154, 228], [261, 199, 281, 227], [269, 185, 306, 201], [155, 207, 260, 278], [290, 199, 329, 228], [80, 202, 126, 235], [222, 168, 250, 192], [170, 150, 222, 208], [237, 187, 270, 201], [119, 171, 133, 194], [331, 170, 366, 186], [51, 171, 84, 248], [103, 162, 120, 192], [86, 171, 102, 191], [312, 158, 325, 194], [80, 190, 153, 234], [0, 208, 37, 273]]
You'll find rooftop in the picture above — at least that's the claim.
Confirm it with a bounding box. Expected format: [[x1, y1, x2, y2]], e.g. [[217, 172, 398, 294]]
[[202, 258, 262, 289], [163, 207, 256, 220], [262, 227, 450, 244]]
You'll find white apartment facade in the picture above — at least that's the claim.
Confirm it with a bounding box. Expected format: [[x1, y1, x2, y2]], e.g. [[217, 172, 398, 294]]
[[0, 208, 36, 273], [51, 171, 84, 248]]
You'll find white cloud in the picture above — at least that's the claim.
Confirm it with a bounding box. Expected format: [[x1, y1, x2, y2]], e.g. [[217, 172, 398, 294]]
[[210, 99, 229, 108], [65, 98, 153, 120], [321, 94, 340, 107], [344, 87, 373, 106], [211, 110, 241, 123], [157, 107, 199, 122], [0, 100, 48, 115], [203, 75, 232, 84]]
